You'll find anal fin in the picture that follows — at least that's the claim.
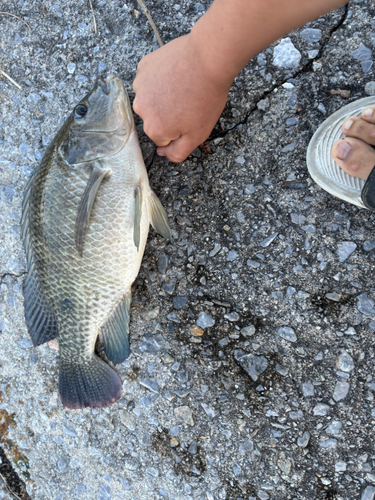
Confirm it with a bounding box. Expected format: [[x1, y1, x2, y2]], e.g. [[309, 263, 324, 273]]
[[23, 269, 58, 346], [75, 166, 110, 256], [99, 292, 131, 364], [148, 190, 173, 242]]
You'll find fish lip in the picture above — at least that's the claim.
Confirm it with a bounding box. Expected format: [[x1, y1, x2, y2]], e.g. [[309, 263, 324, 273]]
[[96, 75, 110, 95]]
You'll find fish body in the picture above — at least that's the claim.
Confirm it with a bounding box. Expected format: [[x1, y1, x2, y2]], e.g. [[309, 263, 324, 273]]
[[21, 75, 171, 409]]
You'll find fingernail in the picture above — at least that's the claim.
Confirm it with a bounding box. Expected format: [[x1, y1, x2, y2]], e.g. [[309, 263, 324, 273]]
[[364, 108, 374, 118], [343, 119, 353, 131], [336, 141, 351, 160]]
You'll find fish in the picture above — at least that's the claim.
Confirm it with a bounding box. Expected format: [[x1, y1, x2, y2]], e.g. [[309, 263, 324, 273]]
[[21, 75, 172, 409]]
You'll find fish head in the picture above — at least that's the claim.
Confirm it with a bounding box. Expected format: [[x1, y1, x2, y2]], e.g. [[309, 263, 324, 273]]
[[61, 75, 135, 165]]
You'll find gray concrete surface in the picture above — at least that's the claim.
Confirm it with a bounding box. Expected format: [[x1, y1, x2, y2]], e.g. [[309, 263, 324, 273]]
[[0, 0, 375, 499]]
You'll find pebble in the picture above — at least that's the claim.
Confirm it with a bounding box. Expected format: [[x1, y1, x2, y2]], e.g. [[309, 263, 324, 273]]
[[282, 143, 295, 153], [97, 483, 111, 500], [201, 403, 215, 419], [188, 441, 198, 455], [289, 410, 304, 420], [337, 241, 356, 262], [326, 292, 341, 302], [319, 439, 337, 449], [273, 38, 302, 68], [317, 103, 326, 114], [174, 406, 194, 426], [363, 61, 373, 74], [170, 437, 179, 447], [209, 243, 221, 257], [302, 382, 315, 397], [119, 410, 136, 431], [143, 307, 159, 321], [167, 312, 180, 323], [173, 296, 188, 310], [351, 43, 372, 61], [357, 294, 375, 316], [313, 403, 330, 416], [361, 486, 375, 500], [333, 381, 350, 401], [140, 378, 159, 393], [300, 28, 322, 43], [157, 253, 169, 274], [67, 62, 76, 74], [227, 250, 238, 262], [326, 421, 342, 435], [278, 458, 292, 474], [196, 312, 215, 329], [336, 351, 354, 372], [365, 82, 375, 96], [335, 461, 347, 472], [247, 259, 260, 269], [364, 240, 375, 251], [275, 364, 288, 376], [241, 325, 256, 336], [239, 439, 254, 453], [189, 325, 204, 337], [163, 282, 176, 294], [308, 49, 319, 59], [224, 311, 239, 322], [291, 213, 306, 225], [260, 233, 278, 248], [257, 98, 270, 111], [297, 431, 310, 448], [278, 326, 297, 342], [234, 350, 269, 381]]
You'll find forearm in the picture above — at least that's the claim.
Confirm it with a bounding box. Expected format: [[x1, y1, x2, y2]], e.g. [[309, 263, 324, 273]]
[[190, 0, 350, 87]]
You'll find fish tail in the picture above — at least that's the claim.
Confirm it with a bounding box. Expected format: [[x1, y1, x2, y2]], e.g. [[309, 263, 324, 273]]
[[58, 355, 122, 409]]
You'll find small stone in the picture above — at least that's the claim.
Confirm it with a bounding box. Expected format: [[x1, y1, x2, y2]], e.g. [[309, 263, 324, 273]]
[[170, 437, 179, 447], [48, 339, 59, 350], [189, 325, 204, 337], [257, 98, 270, 111], [235, 156, 245, 165], [260, 233, 278, 248], [364, 240, 375, 251], [282, 143, 295, 153], [167, 312, 180, 323], [209, 243, 221, 257], [97, 61, 107, 73], [302, 382, 315, 397], [313, 403, 330, 416], [188, 441, 198, 455], [308, 49, 319, 59], [273, 38, 302, 68], [143, 307, 159, 321], [365, 82, 375, 96], [224, 312, 239, 322], [247, 259, 260, 269], [163, 282, 176, 294], [140, 378, 159, 393], [297, 431, 310, 448], [278, 458, 292, 474], [335, 461, 347, 472], [319, 439, 337, 449], [239, 439, 253, 453], [337, 241, 356, 262], [173, 296, 188, 310], [119, 410, 136, 431], [300, 28, 322, 43], [227, 250, 238, 262], [234, 350, 269, 381], [174, 406, 194, 426], [345, 326, 357, 336], [326, 292, 341, 302], [357, 294, 375, 316], [326, 421, 342, 435], [275, 364, 288, 376], [157, 253, 169, 274], [318, 103, 326, 115], [336, 351, 354, 372], [351, 43, 372, 61], [278, 326, 297, 342], [363, 61, 373, 74], [245, 184, 255, 194], [282, 82, 294, 89], [313, 61, 323, 72], [361, 486, 375, 500], [201, 403, 215, 419], [196, 312, 215, 329], [289, 410, 304, 420], [333, 381, 350, 401], [241, 325, 256, 336], [291, 213, 306, 225], [67, 62, 76, 74]]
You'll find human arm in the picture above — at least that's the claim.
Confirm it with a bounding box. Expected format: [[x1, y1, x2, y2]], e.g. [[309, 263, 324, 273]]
[[133, 0, 349, 163]]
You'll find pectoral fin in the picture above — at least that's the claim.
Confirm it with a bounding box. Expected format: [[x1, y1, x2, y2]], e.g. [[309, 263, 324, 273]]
[[75, 166, 110, 256], [148, 190, 173, 242], [133, 185, 142, 251]]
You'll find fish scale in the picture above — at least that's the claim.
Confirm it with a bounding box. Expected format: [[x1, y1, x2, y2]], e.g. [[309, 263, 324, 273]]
[[21, 75, 172, 409]]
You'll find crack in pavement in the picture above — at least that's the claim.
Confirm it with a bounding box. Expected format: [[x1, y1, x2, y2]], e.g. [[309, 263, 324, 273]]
[[0, 272, 27, 280]]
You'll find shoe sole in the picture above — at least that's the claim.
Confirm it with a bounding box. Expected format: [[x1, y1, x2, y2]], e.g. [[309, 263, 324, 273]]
[[306, 96, 375, 209]]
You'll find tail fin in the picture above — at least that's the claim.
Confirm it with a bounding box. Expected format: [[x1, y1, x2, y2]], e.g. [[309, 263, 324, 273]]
[[59, 355, 122, 409]]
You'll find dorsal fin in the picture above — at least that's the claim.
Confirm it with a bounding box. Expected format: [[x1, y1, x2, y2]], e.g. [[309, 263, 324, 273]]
[[75, 166, 110, 256]]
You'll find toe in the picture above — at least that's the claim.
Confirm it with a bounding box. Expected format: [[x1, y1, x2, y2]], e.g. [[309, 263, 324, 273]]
[[361, 105, 375, 123], [342, 115, 375, 146], [331, 137, 375, 181]]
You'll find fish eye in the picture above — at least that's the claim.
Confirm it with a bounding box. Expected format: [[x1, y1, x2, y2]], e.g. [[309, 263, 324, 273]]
[[75, 104, 88, 117]]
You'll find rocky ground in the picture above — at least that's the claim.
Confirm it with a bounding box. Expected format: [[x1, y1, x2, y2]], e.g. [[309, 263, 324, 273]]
[[0, 0, 375, 499]]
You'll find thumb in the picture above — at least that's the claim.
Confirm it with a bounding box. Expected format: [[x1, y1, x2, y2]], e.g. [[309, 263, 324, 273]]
[[157, 134, 198, 163]]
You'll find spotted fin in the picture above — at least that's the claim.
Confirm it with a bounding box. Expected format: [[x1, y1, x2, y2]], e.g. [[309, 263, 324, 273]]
[[59, 355, 122, 409], [133, 185, 142, 251], [148, 190, 173, 242], [99, 291, 131, 365], [75, 166, 110, 256], [21, 172, 58, 346]]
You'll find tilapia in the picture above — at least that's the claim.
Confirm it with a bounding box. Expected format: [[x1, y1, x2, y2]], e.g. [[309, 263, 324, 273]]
[[21, 75, 172, 409]]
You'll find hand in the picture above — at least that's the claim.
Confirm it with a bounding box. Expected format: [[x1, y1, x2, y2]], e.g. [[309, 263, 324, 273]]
[[133, 34, 230, 163]]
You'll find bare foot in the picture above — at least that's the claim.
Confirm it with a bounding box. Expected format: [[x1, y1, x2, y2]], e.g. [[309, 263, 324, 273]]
[[331, 106, 375, 180]]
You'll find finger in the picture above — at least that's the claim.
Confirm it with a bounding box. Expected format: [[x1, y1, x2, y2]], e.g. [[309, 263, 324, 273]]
[[157, 135, 198, 163]]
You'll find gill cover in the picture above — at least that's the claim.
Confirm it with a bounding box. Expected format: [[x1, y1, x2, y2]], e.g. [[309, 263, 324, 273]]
[[61, 75, 134, 164]]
